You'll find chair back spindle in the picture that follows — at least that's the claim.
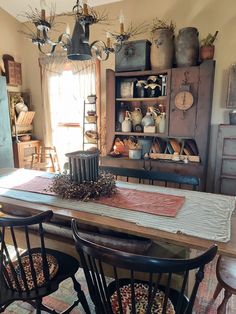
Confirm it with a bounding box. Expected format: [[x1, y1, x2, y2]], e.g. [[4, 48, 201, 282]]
[[0, 211, 53, 293], [72, 219, 217, 314]]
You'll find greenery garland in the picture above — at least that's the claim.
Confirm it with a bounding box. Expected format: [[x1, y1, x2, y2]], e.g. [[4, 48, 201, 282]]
[[47, 171, 117, 201]]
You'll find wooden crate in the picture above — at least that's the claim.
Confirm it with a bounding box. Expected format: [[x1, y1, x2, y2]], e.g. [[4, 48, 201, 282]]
[[16, 111, 35, 126]]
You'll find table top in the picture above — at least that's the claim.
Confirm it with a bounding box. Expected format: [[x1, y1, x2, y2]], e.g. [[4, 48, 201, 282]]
[[0, 168, 236, 257]]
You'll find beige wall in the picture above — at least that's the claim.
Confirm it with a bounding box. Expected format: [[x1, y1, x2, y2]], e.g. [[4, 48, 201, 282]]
[[0, 7, 43, 138], [2, 0, 236, 191], [0, 7, 23, 93]]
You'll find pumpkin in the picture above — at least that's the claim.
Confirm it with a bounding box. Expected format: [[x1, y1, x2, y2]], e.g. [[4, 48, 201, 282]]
[[114, 138, 125, 154]]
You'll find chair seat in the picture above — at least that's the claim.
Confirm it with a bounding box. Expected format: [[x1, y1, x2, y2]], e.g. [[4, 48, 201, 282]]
[[2, 248, 80, 300], [110, 282, 175, 314], [217, 256, 236, 292], [5, 253, 58, 291]]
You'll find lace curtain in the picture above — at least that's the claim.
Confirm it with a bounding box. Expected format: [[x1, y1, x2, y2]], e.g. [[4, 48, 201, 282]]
[[39, 52, 96, 147]]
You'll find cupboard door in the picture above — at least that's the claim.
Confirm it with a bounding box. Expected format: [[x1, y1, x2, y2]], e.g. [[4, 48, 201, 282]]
[[0, 77, 14, 168], [214, 125, 236, 195], [169, 66, 199, 137]]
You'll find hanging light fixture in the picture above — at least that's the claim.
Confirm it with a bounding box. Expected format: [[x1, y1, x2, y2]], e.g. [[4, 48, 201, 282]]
[[20, 0, 147, 61]]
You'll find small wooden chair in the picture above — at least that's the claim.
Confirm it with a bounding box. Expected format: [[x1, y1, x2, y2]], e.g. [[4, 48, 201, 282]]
[[99, 166, 200, 190], [72, 219, 217, 314], [0, 210, 90, 314], [213, 255, 236, 313], [30, 146, 60, 173]]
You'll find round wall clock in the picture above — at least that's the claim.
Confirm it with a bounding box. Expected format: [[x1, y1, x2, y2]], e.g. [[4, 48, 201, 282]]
[[174, 91, 194, 111]]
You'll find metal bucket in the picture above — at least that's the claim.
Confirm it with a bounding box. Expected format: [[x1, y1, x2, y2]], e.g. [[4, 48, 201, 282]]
[[175, 27, 199, 67]]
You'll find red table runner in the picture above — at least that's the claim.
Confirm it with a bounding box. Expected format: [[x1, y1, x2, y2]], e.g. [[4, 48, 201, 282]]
[[95, 187, 184, 217], [0, 176, 185, 217]]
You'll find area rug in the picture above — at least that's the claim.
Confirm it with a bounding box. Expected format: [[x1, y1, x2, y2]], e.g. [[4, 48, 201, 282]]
[[3, 256, 236, 313]]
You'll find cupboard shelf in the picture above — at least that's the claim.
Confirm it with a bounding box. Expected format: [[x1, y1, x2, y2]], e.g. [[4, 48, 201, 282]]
[[116, 97, 166, 102], [115, 132, 165, 137]]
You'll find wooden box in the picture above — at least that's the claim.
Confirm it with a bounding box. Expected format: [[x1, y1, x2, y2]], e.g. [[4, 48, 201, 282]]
[[115, 40, 151, 72], [4, 60, 22, 86]]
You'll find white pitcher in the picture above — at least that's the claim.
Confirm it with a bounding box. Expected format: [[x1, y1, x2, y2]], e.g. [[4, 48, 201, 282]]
[[158, 112, 166, 133], [121, 111, 132, 132]]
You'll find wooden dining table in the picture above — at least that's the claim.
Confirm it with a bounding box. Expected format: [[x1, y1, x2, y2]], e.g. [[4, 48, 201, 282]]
[[0, 168, 235, 258]]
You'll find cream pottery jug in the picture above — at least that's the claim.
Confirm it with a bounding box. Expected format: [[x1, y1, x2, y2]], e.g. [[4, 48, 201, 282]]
[[158, 112, 166, 133], [151, 28, 174, 70], [150, 108, 161, 132], [131, 108, 142, 129], [121, 111, 132, 132], [141, 111, 155, 127]]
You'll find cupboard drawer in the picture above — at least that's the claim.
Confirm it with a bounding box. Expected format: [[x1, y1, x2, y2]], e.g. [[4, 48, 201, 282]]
[[13, 140, 41, 168]]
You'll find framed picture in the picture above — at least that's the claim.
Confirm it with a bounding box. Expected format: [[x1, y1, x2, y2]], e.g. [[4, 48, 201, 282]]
[[8, 91, 31, 133], [226, 64, 236, 108]]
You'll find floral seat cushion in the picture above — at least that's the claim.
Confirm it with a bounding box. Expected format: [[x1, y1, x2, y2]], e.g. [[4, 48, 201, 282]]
[[110, 282, 175, 314], [5, 253, 59, 291]]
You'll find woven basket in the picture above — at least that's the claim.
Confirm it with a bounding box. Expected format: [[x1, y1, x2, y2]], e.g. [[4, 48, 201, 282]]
[[85, 130, 99, 144], [85, 115, 97, 123]]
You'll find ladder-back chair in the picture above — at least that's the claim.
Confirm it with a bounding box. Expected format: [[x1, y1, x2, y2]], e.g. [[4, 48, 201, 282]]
[[31, 146, 60, 173], [99, 166, 200, 190], [72, 219, 217, 314], [0, 210, 90, 314]]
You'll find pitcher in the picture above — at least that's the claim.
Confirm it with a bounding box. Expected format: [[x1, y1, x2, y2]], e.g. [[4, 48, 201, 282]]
[[131, 108, 142, 130], [150, 108, 161, 132], [121, 111, 132, 132], [141, 109, 155, 127], [158, 112, 166, 133]]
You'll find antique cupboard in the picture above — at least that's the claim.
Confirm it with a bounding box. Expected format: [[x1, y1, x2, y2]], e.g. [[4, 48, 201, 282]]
[[101, 60, 215, 191]]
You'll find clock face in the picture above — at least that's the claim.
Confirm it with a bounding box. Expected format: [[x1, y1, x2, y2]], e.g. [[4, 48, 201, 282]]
[[174, 91, 194, 110]]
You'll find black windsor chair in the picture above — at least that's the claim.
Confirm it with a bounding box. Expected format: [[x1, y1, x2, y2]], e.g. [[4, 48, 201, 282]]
[[72, 219, 217, 314], [0, 210, 91, 314]]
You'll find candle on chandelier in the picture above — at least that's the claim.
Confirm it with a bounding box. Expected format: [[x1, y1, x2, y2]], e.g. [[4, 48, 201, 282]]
[[82, 0, 89, 15], [40, 0, 46, 20], [66, 23, 71, 35], [106, 32, 111, 48], [119, 10, 125, 34]]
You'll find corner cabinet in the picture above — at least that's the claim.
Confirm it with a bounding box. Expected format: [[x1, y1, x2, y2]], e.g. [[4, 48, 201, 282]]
[[0, 77, 14, 168], [101, 61, 215, 191]]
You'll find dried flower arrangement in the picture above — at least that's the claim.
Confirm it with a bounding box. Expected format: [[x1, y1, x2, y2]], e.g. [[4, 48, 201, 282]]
[[47, 171, 116, 201], [150, 19, 175, 34], [200, 31, 219, 47], [128, 136, 142, 150]]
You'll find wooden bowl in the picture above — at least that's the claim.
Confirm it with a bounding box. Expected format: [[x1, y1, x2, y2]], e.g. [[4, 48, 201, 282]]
[[19, 135, 31, 142]]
